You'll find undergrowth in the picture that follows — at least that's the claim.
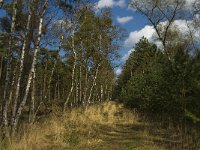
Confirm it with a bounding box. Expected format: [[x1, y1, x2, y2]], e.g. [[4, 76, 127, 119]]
[[1, 101, 198, 150]]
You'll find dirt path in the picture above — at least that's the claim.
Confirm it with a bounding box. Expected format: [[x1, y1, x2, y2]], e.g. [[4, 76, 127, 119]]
[[73, 102, 166, 150], [92, 123, 152, 150], [4, 102, 180, 150]]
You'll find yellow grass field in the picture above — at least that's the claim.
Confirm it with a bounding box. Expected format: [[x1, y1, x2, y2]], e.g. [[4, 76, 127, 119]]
[[1, 101, 184, 150]]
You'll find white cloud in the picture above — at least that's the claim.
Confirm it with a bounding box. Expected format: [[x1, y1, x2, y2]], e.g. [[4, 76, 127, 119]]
[[124, 19, 200, 48], [123, 19, 200, 61], [117, 16, 133, 24], [174, 20, 191, 34], [185, 0, 196, 10], [173, 20, 200, 39], [124, 25, 156, 48], [122, 49, 134, 61], [115, 68, 122, 76], [96, 0, 125, 9]]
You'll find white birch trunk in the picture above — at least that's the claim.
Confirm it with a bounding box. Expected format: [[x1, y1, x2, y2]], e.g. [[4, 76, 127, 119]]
[[2, 0, 18, 135], [100, 84, 103, 102], [79, 65, 82, 104], [0, 57, 3, 80], [87, 64, 101, 105], [11, 5, 32, 125], [11, 0, 48, 134], [29, 68, 36, 123], [63, 32, 77, 112], [58, 75, 60, 100], [75, 77, 79, 105], [105, 84, 108, 101]]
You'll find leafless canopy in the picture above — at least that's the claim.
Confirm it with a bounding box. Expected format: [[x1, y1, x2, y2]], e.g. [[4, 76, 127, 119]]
[[130, 0, 185, 52]]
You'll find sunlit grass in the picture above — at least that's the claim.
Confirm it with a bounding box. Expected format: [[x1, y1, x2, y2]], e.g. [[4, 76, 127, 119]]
[[0, 101, 168, 150]]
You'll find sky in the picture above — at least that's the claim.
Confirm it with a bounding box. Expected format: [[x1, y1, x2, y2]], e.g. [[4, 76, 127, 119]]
[[0, 0, 198, 75], [94, 0, 198, 75], [95, 0, 149, 75], [0, 0, 148, 75]]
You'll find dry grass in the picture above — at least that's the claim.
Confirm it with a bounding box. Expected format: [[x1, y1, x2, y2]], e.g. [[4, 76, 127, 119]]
[[0, 101, 166, 150]]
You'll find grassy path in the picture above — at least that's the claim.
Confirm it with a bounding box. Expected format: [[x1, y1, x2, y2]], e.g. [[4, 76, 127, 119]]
[[2, 101, 178, 150], [68, 102, 166, 150]]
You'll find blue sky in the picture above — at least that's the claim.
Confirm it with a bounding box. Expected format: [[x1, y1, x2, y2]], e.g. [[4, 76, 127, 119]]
[[95, 0, 152, 74], [95, 0, 149, 74], [95, 0, 198, 75], [0, 0, 148, 74], [0, 0, 198, 75]]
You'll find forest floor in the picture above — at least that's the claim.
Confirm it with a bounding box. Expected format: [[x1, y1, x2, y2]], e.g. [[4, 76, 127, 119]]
[[1, 101, 182, 150]]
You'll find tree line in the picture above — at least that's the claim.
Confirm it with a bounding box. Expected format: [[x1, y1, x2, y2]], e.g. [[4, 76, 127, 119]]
[[114, 0, 200, 126], [0, 0, 122, 137], [114, 1, 200, 148]]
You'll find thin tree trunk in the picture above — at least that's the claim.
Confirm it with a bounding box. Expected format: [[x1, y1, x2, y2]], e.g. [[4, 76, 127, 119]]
[[46, 34, 63, 103], [75, 77, 79, 106], [57, 75, 60, 100], [87, 64, 101, 105], [100, 84, 103, 103], [79, 65, 82, 104], [45, 61, 55, 103], [63, 53, 76, 109], [42, 58, 48, 106], [57, 74, 60, 99], [82, 57, 90, 106], [108, 85, 112, 100], [104, 84, 108, 101], [62, 87, 64, 102], [83, 67, 88, 107], [11, 4, 32, 126], [79, 42, 84, 105], [11, 1, 48, 135], [63, 31, 77, 112], [2, 0, 18, 136], [0, 57, 2, 118], [8, 64, 17, 106], [54, 81, 58, 101], [29, 68, 36, 123], [0, 56, 3, 80]]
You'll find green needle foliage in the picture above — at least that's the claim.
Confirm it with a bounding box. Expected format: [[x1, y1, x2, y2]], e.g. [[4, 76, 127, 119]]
[[115, 37, 200, 125]]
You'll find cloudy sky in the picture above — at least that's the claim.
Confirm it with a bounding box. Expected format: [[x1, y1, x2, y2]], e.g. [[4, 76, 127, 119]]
[[0, 0, 197, 75], [95, 0, 148, 75], [95, 0, 197, 75]]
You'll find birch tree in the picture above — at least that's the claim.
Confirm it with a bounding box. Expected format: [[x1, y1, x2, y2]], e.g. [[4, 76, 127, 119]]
[[2, 0, 18, 136], [11, 0, 48, 135], [11, 0, 32, 127], [63, 30, 77, 112], [130, 0, 185, 60], [0, 0, 121, 135]]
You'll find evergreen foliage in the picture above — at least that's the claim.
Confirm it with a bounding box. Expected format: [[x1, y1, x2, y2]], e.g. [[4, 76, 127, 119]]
[[115, 37, 200, 124]]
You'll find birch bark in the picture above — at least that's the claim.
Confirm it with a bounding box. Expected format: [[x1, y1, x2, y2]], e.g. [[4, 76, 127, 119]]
[[11, 0, 48, 135], [63, 31, 77, 112], [11, 2, 32, 126], [87, 63, 101, 105], [2, 0, 18, 135]]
